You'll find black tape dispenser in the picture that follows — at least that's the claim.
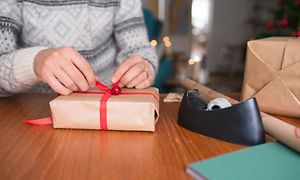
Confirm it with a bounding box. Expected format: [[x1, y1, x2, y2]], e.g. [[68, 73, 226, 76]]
[[177, 90, 265, 146]]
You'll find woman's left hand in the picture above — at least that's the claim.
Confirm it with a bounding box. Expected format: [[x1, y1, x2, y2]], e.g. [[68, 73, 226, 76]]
[[111, 55, 154, 89]]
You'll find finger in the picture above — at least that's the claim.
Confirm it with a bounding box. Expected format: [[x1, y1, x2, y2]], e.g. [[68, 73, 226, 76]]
[[46, 73, 73, 95], [71, 51, 96, 87], [53, 67, 79, 91], [119, 62, 145, 87], [61, 47, 96, 87], [126, 71, 148, 88], [147, 64, 155, 80], [111, 56, 143, 84], [135, 65, 154, 89], [135, 78, 153, 89], [59, 59, 90, 91]]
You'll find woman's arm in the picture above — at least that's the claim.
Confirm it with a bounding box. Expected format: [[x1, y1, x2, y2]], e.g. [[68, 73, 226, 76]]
[[111, 0, 158, 88], [0, 0, 96, 97], [0, 1, 47, 97]]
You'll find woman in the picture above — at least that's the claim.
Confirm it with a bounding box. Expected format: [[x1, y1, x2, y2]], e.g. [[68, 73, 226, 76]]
[[0, 0, 158, 97]]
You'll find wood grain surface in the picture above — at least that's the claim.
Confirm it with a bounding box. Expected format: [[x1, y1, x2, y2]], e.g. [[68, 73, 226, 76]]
[[0, 93, 299, 180]]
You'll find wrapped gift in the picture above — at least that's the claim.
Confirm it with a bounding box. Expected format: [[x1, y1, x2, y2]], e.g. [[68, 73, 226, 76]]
[[48, 82, 159, 132], [241, 37, 300, 118]]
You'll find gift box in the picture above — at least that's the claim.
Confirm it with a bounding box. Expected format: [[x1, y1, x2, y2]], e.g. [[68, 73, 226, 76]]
[[241, 37, 300, 118], [49, 85, 160, 132]]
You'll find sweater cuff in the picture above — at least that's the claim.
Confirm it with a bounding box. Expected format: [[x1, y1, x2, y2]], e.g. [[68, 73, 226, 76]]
[[13, 47, 47, 86]]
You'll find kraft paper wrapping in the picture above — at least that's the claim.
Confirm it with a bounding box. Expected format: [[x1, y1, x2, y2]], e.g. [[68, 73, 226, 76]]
[[242, 37, 300, 118], [49, 88, 159, 132]]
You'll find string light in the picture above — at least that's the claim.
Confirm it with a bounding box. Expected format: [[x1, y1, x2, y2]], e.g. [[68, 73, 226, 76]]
[[163, 36, 170, 43], [163, 36, 172, 48], [188, 58, 195, 65], [150, 40, 158, 47], [165, 41, 172, 48], [193, 56, 201, 62]]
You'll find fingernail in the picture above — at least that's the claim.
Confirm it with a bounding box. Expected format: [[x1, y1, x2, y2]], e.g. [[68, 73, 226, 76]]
[[82, 85, 89, 92], [111, 76, 117, 83]]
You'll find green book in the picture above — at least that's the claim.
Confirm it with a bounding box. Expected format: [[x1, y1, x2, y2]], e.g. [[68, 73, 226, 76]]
[[187, 142, 300, 180]]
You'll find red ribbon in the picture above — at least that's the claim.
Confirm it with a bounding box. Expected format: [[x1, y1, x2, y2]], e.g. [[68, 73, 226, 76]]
[[24, 81, 159, 130]]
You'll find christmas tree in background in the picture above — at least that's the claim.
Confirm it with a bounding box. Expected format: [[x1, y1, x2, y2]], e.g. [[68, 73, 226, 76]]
[[257, 0, 300, 38]]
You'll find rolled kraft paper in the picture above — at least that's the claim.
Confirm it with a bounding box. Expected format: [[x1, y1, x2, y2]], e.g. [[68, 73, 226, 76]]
[[180, 79, 300, 153]]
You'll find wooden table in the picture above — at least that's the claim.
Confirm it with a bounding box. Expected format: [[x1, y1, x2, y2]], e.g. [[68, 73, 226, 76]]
[[0, 94, 299, 180]]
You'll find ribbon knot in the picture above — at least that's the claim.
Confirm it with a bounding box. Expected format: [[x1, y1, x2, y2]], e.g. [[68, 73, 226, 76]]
[[110, 85, 122, 95], [95, 81, 121, 95]]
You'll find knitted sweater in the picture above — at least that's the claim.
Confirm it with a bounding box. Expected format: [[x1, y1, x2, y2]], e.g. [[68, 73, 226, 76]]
[[0, 0, 158, 97]]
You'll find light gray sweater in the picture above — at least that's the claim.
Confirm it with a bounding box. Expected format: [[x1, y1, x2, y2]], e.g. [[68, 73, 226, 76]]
[[0, 0, 158, 97]]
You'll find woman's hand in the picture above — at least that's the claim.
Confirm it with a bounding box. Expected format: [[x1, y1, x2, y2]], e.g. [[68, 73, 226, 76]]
[[33, 47, 96, 95], [111, 55, 154, 89]]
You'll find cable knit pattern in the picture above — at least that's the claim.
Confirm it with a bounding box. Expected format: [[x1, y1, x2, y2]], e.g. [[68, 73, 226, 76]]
[[0, 0, 158, 97]]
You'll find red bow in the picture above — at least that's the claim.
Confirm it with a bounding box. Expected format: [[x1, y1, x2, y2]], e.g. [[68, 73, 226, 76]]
[[25, 81, 159, 130]]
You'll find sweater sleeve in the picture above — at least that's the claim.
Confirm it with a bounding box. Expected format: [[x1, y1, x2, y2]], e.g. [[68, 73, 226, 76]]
[[113, 0, 158, 73], [0, 0, 47, 97]]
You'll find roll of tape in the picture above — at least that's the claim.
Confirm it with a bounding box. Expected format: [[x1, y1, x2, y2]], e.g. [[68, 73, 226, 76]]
[[207, 98, 232, 110]]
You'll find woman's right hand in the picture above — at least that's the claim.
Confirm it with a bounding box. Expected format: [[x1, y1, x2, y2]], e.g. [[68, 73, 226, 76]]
[[33, 47, 96, 95]]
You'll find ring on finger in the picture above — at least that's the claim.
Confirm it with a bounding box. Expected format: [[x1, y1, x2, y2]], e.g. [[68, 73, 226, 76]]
[[143, 71, 149, 79]]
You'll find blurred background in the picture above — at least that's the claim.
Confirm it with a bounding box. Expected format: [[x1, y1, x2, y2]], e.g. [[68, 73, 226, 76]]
[[142, 0, 300, 93]]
